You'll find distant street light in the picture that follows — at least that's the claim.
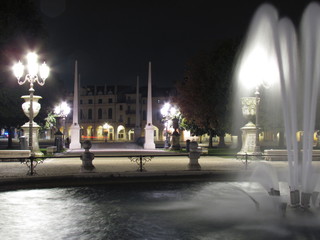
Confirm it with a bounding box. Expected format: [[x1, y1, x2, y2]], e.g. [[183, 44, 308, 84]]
[[103, 122, 110, 142], [12, 52, 50, 175], [54, 101, 71, 147], [161, 102, 178, 149]]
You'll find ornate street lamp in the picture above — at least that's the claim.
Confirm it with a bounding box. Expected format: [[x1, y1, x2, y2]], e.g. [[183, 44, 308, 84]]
[[160, 103, 180, 149], [12, 52, 50, 175], [54, 101, 71, 149], [161, 103, 172, 149], [237, 45, 277, 156]]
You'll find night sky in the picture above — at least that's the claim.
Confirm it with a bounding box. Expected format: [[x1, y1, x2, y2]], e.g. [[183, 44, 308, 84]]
[[38, 0, 311, 90]]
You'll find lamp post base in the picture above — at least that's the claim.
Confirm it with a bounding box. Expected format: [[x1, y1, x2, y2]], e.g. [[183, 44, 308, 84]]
[[21, 121, 43, 157]]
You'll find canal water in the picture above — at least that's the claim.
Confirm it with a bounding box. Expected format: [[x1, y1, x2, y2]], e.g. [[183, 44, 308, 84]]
[[0, 182, 319, 240]]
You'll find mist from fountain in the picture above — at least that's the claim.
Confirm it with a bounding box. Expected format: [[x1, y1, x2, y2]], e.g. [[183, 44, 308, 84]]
[[235, 2, 320, 208]]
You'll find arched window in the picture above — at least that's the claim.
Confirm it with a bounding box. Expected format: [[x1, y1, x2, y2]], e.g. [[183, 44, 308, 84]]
[[88, 109, 92, 120], [108, 108, 113, 119], [98, 108, 102, 119]]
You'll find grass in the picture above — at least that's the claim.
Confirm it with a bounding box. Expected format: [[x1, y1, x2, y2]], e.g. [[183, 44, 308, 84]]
[[207, 148, 239, 158]]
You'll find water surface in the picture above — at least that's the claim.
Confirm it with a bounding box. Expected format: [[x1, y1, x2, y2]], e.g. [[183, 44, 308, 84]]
[[0, 182, 319, 240]]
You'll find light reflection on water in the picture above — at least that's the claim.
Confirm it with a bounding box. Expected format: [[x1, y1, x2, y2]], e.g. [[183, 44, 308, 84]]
[[0, 182, 319, 240]]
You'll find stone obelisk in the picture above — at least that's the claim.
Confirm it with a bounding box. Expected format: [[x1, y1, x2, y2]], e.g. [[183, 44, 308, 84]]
[[144, 62, 155, 149], [69, 61, 81, 149], [134, 75, 141, 141]]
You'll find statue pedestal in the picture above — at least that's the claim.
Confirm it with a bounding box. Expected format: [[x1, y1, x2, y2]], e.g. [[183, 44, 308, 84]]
[[144, 124, 155, 149], [170, 131, 181, 150], [70, 123, 81, 149], [21, 121, 43, 157], [238, 122, 260, 156], [188, 141, 201, 170]]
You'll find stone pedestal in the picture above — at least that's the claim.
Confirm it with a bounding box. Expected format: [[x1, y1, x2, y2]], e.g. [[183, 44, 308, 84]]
[[70, 123, 81, 149], [238, 121, 259, 155], [170, 118, 181, 150], [21, 122, 43, 157], [170, 131, 181, 150], [80, 140, 95, 173], [188, 141, 201, 170], [21, 95, 43, 157], [54, 130, 64, 152], [144, 124, 155, 149]]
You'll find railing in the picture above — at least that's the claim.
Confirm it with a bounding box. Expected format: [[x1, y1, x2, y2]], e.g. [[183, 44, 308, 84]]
[[2, 152, 320, 176]]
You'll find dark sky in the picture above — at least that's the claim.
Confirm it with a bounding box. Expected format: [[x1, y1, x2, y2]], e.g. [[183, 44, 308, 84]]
[[38, 0, 311, 90]]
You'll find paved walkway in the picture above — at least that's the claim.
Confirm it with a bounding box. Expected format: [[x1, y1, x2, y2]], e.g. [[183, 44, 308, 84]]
[[1, 145, 320, 190]]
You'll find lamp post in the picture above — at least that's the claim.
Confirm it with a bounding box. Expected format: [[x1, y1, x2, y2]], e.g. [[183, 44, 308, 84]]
[[254, 86, 261, 153], [54, 101, 71, 148], [161, 103, 171, 149], [237, 45, 276, 156], [161, 103, 179, 149], [12, 52, 49, 175]]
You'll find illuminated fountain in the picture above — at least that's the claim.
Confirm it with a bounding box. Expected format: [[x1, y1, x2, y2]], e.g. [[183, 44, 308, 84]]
[[236, 2, 320, 208]]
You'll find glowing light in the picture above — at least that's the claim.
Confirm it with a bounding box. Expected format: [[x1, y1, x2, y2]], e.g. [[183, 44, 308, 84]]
[[238, 38, 279, 90], [27, 52, 39, 76], [161, 103, 171, 116], [39, 62, 50, 80], [13, 52, 50, 85], [54, 101, 71, 117], [170, 107, 177, 116], [12, 61, 24, 80], [103, 123, 110, 129]]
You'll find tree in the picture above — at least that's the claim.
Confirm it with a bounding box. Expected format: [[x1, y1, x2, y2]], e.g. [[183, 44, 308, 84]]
[[175, 40, 239, 148]]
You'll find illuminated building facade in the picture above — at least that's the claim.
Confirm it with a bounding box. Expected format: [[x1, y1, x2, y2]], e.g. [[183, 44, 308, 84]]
[[65, 85, 175, 142]]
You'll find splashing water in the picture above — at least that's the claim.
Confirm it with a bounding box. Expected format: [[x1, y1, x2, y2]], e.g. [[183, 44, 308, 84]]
[[236, 2, 320, 207]]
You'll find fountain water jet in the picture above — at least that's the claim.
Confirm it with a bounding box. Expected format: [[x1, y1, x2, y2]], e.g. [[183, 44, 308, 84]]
[[236, 2, 320, 208]]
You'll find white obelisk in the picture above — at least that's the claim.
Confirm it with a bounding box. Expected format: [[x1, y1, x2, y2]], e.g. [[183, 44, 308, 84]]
[[134, 75, 141, 141], [144, 62, 155, 149], [69, 61, 81, 149]]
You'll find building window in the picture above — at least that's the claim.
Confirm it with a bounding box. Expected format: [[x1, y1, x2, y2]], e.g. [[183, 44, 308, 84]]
[[98, 108, 102, 119], [108, 108, 112, 119], [108, 98, 113, 103], [88, 99, 93, 104], [88, 109, 92, 120], [118, 129, 124, 139], [80, 109, 83, 120], [98, 99, 102, 104], [80, 100, 83, 104], [119, 105, 123, 111], [128, 117, 131, 125]]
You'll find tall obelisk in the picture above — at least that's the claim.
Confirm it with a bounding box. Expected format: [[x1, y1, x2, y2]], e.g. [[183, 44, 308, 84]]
[[69, 61, 81, 149], [144, 62, 155, 149], [134, 75, 141, 141]]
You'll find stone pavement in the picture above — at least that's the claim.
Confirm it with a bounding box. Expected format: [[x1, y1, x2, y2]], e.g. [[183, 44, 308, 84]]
[[1, 146, 320, 190]]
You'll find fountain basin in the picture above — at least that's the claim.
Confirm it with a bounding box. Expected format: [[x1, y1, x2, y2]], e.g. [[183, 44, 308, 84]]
[[0, 181, 319, 240]]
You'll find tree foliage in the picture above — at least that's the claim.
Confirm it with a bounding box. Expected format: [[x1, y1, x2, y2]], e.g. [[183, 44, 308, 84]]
[[175, 40, 240, 147]]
